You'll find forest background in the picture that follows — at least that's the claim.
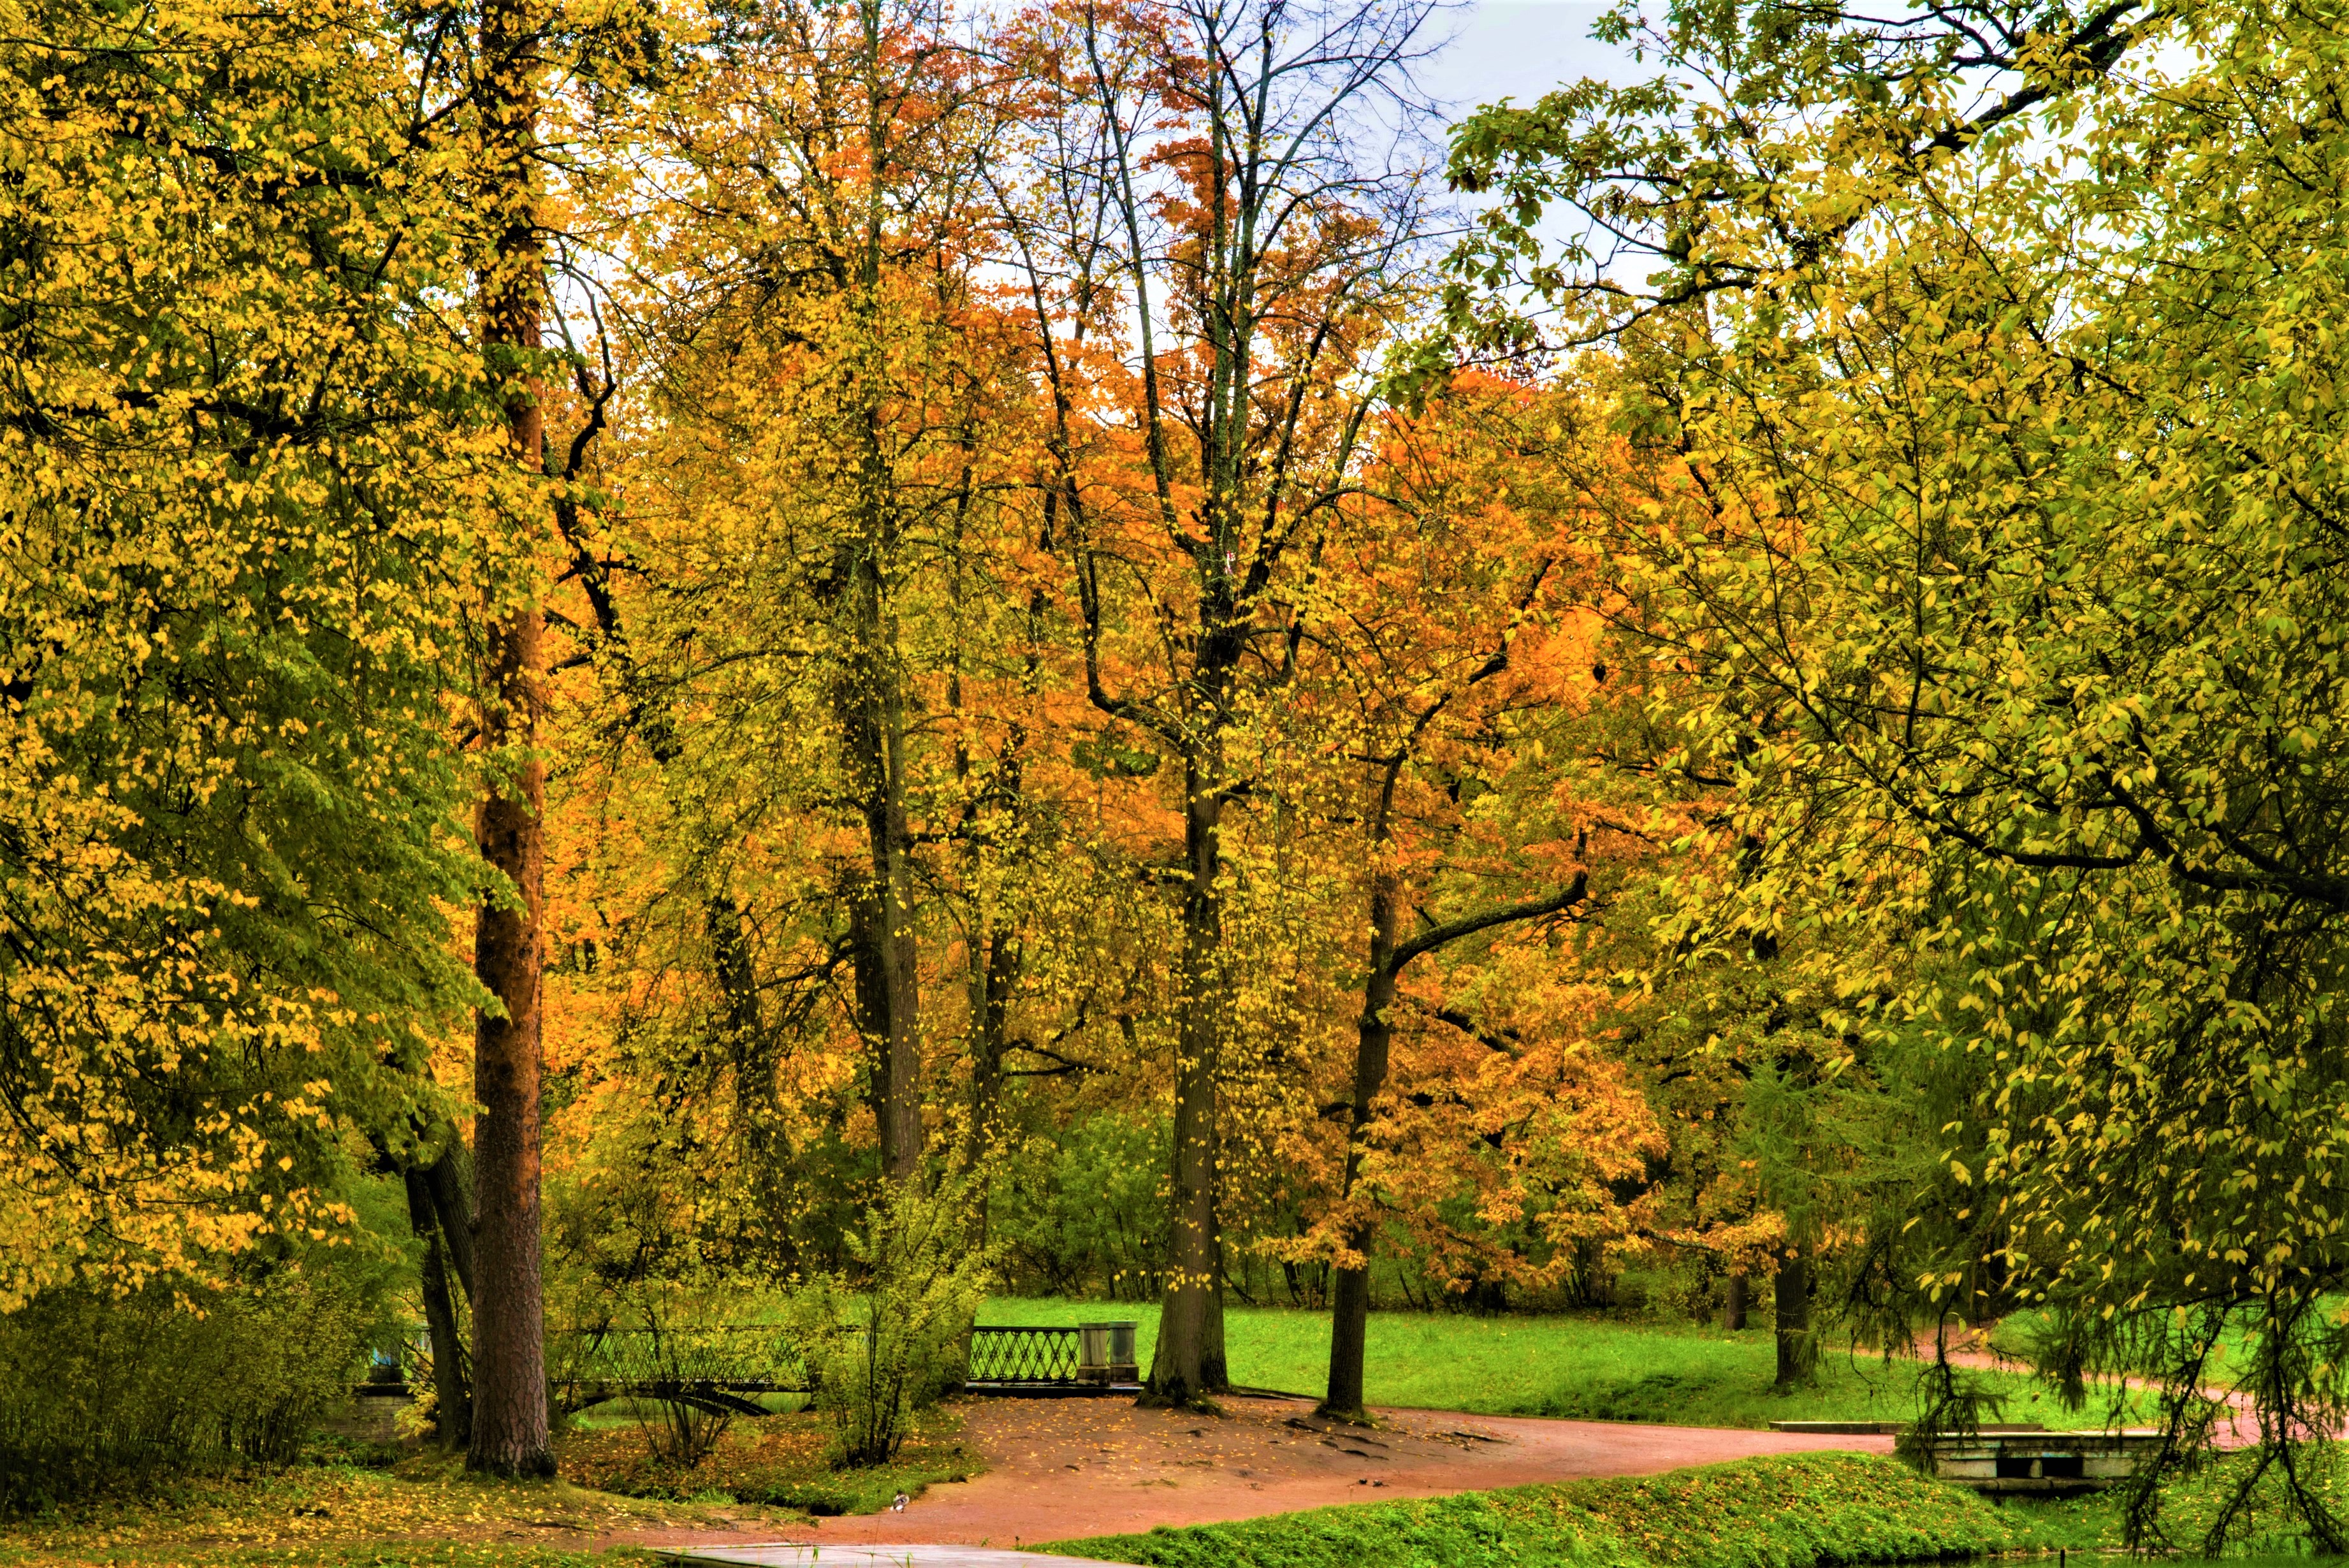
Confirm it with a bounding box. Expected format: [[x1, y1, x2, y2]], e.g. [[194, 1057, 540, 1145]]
[[4, 0, 2349, 1551]]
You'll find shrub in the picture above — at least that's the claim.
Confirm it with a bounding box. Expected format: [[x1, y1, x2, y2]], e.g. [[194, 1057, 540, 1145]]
[[798, 1178, 989, 1467], [0, 1266, 381, 1509], [988, 1112, 1168, 1299]]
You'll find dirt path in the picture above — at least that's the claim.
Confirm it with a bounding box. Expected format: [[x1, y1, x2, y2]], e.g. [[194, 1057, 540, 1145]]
[[614, 1395, 1898, 1553]]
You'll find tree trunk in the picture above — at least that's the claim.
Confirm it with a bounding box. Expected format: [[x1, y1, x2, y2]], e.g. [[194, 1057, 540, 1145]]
[[469, 0, 553, 1477], [845, 0, 921, 1187], [405, 1168, 472, 1450], [1321, 868, 1399, 1424], [964, 927, 1017, 1170], [1773, 1251, 1814, 1388], [1725, 1270, 1749, 1331], [845, 735, 922, 1183], [1147, 758, 1227, 1406], [878, 714, 920, 1177], [422, 1136, 477, 1307]]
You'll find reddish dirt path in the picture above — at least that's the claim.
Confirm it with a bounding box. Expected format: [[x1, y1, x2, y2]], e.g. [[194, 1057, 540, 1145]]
[[614, 1395, 1898, 1553]]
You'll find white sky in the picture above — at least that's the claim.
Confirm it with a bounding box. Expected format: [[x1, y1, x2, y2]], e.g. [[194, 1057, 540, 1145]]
[[1419, 1, 1633, 122]]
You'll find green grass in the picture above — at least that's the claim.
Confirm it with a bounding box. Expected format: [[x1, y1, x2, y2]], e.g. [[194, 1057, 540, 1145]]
[[1038, 1449, 2091, 1567], [982, 1296, 2089, 1429]]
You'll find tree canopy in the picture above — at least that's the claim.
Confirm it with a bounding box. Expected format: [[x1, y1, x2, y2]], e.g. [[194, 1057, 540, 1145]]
[[8, 0, 2349, 1537]]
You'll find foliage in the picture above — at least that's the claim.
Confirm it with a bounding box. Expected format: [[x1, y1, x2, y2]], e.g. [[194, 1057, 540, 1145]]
[[988, 1113, 1172, 1299], [24, 0, 2349, 1510], [796, 1180, 989, 1467], [1044, 1450, 2079, 1568], [1435, 0, 2349, 1535], [558, 1406, 976, 1514], [0, 1269, 388, 1509], [528, 0, 1655, 1416], [0, 0, 522, 1306]]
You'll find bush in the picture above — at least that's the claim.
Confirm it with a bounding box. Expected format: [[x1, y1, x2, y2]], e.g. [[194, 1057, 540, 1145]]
[[798, 1178, 989, 1467], [988, 1112, 1168, 1299], [0, 1266, 382, 1509]]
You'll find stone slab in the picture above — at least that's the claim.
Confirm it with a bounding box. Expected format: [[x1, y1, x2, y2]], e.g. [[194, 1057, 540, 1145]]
[[667, 1546, 1128, 1568]]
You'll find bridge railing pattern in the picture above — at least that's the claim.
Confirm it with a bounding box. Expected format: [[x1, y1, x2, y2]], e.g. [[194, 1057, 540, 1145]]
[[964, 1325, 1082, 1384], [547, 1324, 815, 1411]]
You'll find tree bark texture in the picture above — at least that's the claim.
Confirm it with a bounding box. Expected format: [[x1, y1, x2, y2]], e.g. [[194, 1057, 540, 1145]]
[[470, 0, 553, 1477], [404, 1168, 472, 1450], [841, 713, 922, 1182], [1726, 1270, 1749, 1331], [964, 927, 1017, 1169], [1148, 758, 1228, 1405], [1774, 1251, 1814, 1388], [422, 1135, 477, 1306]]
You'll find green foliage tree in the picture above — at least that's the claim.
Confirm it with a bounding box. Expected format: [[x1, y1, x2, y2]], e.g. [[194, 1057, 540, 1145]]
[[1443, 0, 2349, 1545], [0, 0, 514, 1308]]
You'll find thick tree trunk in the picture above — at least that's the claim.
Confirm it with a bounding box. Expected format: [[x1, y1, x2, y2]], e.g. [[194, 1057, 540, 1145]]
[[1321, 869, 1399, 1424], [470, 607, 553, 1476], [469, 0, 553, 1478], [405, 1168, 472, 1450], [1725, 1270, 1749, 1331], [1773, 1251, 1814, 1388], [1147, 762, 1227, 1406]]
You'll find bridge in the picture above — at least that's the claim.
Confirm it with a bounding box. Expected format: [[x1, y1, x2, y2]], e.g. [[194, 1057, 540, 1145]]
[[361, 1321, 1143, 1412]]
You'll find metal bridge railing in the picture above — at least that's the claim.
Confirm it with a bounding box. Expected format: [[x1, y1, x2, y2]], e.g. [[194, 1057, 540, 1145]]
[[965, 1324, 1082, 1384]]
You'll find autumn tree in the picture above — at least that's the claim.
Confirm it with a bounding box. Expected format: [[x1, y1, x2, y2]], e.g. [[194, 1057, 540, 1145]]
[[1002, 0, 1443, 1406], [1444, 0, 2349, 1543], [562, 0, 1036, 1240], [1288, 377, 1671, 1420], [0, 0, 527, 1309]]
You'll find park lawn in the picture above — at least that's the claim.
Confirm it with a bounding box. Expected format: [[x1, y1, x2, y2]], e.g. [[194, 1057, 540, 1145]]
[[1041, 1448, 2093, 1568], [0, 1460, 728, 1568], [0, 1549, 630, 1568], [983, 1296, 2086, 1428], [0, 1408, 974, 1568]]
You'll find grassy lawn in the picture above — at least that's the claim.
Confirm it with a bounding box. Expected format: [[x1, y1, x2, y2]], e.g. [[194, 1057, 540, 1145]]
[[984, 1296, 2093, 1429], [0, 1549, 627, 1568], [0, 1462, 702, 1568], [1043, 1449, 2090, 1568]]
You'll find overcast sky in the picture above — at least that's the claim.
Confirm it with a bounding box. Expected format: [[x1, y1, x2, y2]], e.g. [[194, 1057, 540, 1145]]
[[1418, 1, 1633, 124]]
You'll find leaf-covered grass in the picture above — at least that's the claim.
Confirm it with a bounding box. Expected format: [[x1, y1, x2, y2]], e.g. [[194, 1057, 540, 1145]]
[[0, 1547, 632, 1568], [0, 1460, 707, 1568], [985, 1296, 2090, 1429], [1038, 1449, 2093, 1567], [560, 1405, 978, 1514]]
